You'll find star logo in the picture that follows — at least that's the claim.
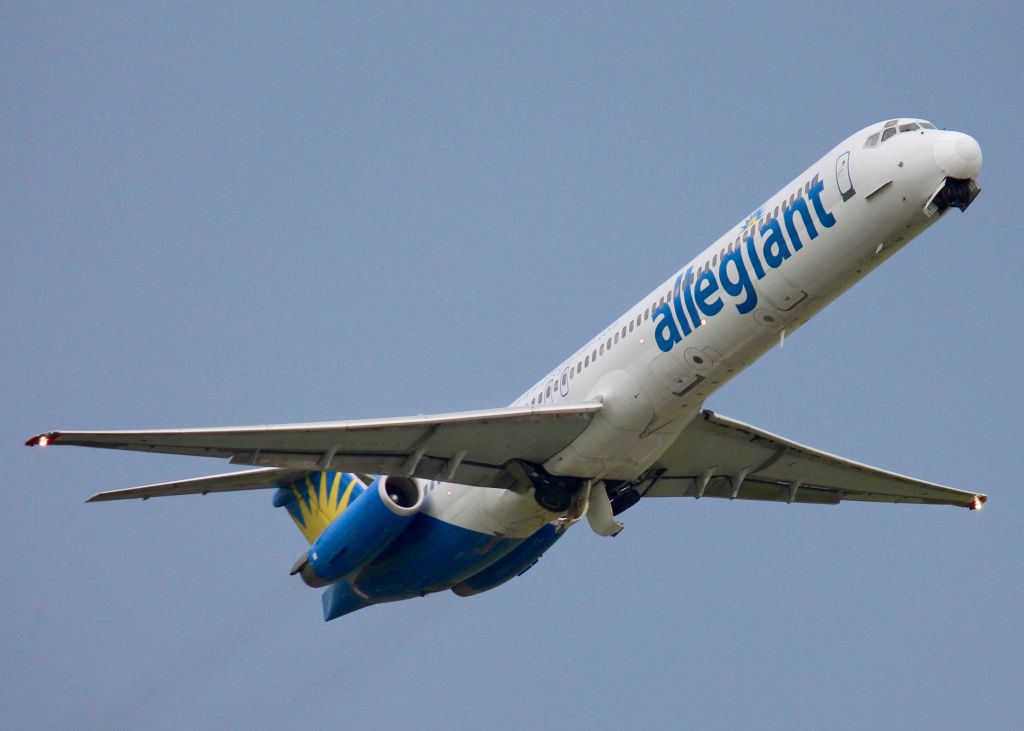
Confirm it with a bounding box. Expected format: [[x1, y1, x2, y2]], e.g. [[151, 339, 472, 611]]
[[742, 208, 764, 230]]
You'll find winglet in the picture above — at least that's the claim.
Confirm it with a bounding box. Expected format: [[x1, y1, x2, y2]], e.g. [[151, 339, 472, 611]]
[[26, 432, 60, 447]]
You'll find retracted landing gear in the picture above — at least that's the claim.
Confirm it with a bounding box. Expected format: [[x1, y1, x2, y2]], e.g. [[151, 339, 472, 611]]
[[505, 459, 585, 514], [504, 460, 625, 537]]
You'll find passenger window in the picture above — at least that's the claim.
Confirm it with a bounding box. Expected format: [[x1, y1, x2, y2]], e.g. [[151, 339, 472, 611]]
[[599, 344, 604, 355], [614, 332, 619, 344], [644, 309, 649, 321], [712, 254, 718, 266], [561, 373, 567, 387], [607, 338, 612, 349], [592, 349, 597, 360], [881, 127, 896, 142], [629, 320, 634, 332], [774, 206, 779, 217], [621, 326, 626, 338], [531, 398, 535, 405], [585, 355, 590, 367], [636, 314, 642, 326], [546, 385, 551, 398]]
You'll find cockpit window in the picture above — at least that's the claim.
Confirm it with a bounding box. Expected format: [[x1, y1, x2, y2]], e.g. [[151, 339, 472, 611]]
[[867, 119, 935, 147]]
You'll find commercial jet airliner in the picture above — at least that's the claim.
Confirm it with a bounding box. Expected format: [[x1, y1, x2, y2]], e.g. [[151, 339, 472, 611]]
[[28, 118, 986, 621]]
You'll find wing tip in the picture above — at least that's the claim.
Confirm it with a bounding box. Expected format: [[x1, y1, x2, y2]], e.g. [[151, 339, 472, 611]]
[[970, 494, 987, 511], [26, 431, 60, 447]]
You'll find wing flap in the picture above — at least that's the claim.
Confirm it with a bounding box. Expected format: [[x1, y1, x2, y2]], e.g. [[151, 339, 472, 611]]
[[28, 403, 602, 490], [645, 410, 985, 509], [85, 468, 304, 502]]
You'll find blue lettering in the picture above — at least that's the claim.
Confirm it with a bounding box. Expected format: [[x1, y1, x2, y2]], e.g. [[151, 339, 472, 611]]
[[719, 248, 758, 315], [652, 173, 838, 353], [807, 179, 836, 228], [745, 234, 766, 280], [653, 303, 682, 352], [672, 273, 692, 336], [760, 218, 791, 269], [695, 271, 723, 317], [783, 196, 818, 251], [683, 268, 701, 328]]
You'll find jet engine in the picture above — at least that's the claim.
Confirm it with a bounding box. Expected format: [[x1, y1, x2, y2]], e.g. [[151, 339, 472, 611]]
[[292, 475, 424, 587]]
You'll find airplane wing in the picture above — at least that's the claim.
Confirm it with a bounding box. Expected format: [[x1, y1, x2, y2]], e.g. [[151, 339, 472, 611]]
[[84, 467, 303, 502], [26, 403, 602, 492], [636, 410, 985, 509]]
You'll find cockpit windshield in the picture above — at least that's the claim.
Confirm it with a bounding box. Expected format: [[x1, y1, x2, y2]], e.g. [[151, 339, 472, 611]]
[[865, 119, 935, 147]]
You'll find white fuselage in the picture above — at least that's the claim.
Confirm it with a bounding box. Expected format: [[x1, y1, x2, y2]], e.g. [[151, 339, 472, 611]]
[[418, 119, 981, 538]]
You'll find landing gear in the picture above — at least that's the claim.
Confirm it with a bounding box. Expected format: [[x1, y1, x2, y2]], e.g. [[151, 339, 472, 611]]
[[535, 483, 573, 513], [505, 459, 585, 513]]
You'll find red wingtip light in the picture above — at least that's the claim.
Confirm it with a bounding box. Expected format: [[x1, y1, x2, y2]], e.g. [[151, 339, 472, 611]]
[[971, 495, 986, 511], [26, 432, 57, 447]]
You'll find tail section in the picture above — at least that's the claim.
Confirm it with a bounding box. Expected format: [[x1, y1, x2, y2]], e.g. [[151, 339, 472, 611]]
[[272, 471, 367, 543]]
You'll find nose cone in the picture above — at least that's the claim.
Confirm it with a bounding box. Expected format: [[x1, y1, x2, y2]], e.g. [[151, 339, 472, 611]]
[[932, 132, 982, 179]]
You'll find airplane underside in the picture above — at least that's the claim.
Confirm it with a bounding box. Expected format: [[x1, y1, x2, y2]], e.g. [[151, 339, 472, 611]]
[[319, 513, 562, 620]]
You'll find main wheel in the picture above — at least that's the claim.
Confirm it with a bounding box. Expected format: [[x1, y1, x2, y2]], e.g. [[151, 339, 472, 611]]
[[534, 483, 572, 513]]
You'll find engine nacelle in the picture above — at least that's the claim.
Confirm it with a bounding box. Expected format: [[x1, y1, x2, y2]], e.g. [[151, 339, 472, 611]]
[[296, 475, 423, 587]]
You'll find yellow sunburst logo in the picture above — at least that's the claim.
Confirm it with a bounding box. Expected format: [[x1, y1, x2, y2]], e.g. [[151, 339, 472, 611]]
[[285, 472, 364, 543]]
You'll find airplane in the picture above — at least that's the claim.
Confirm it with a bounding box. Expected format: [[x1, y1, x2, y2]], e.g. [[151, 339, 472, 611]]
[[27, 118, 986, 622]]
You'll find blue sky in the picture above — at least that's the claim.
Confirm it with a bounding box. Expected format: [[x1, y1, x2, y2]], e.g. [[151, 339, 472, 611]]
[[4, 3, 1022, 729]]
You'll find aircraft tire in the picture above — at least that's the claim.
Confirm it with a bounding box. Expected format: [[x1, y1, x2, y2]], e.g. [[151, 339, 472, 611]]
[[534, 484, 572, 513]]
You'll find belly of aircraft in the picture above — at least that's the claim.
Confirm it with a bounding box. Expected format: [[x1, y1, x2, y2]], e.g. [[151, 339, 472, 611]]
[[348, 512, 525, 600]]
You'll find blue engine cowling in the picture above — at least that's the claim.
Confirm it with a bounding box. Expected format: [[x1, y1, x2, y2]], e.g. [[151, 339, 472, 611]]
[[294, 475, 423, 587]]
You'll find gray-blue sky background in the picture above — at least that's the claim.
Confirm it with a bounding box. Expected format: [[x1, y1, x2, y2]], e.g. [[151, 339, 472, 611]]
[[4, 3, 1021, 729]]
